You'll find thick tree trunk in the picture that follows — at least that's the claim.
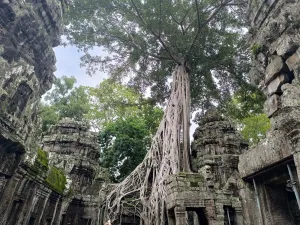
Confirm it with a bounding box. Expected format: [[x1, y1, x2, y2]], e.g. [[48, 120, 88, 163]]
[[104, 64, 191, 225], [180, 64, 191, 172]]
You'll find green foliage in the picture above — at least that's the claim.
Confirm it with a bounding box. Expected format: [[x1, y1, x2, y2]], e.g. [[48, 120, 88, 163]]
[[86, 79, 163, 130], [220, 85, 266, 120], [86, 79, 142, 128], [64, 0, 249, 109], [220, 86, 270, 146], [40, 76, 90, 132], [240, 114, 270, 146], [93, 81, 163, 182], [99, 116, 152, 182], [46, 166, 67, 194]]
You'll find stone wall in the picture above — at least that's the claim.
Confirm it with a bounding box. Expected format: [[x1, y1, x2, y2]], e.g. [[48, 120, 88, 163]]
[[0, 0, 66, 207], [0, 0, 66, 154], [0, 2, 106, 224], [0, 118, 106, 225], [0, 1, 68, 224], [239, 0, 300, 224]]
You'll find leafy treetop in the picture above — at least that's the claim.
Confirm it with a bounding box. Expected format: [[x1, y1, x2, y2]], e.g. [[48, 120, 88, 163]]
[[64, 0, 249, 109]]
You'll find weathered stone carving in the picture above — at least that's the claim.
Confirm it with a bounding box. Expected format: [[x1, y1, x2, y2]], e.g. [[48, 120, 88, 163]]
[[43, 118, 100, 193]]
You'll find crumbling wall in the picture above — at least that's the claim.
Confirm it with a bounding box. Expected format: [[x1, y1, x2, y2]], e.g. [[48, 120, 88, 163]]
[[0, 1, 104, 224], [239, 0, 300, 224], [43, 118, 100, 193], [0, 0, 65, 154], [0, 1, 67, 224], [42, 118, 105, 225]]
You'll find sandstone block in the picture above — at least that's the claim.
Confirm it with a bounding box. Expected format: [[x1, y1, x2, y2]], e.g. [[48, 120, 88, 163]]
[[281, 83, 300, 107], [267, 74, 289, 96], [265, 94, 280, 117], [275, 35, 299, 56], [265, 56, 284, 85], [286, 48, 300, 71]]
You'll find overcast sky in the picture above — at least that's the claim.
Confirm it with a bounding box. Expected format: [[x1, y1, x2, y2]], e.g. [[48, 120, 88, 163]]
[[54, 45, 107, 87]]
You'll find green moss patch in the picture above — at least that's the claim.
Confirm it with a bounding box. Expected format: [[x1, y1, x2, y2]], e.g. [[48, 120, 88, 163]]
[[33, 148, 49, 174], [31, 149, 67, 194], [251, 44, 263, 56], [46, 166, 67, 194]]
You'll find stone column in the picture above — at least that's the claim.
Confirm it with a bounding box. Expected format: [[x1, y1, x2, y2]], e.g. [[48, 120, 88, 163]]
[[293, 152, 300, 183], [36, 188, 51, 225], [235, 207, 244, 225], [204, 199, 217, 225], [174, 206, 186, 225], [50, 196, 61, 225], [0, 171, 23, 224]]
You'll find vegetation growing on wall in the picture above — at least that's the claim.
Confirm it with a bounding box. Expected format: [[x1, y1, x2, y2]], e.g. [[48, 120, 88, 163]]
[[251, 43, 263, 57], [33, 148, 49, 173], [32, 148, 66, 194], [46, 166, 67, 194]]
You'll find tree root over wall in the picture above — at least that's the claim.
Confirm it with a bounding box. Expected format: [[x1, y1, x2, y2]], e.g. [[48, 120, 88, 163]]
[[104, 64, 191, 225]]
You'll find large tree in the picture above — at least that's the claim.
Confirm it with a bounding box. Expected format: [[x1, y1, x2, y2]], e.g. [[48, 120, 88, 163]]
[[65, 0, 248, 171], [64, 0, 249, 223]]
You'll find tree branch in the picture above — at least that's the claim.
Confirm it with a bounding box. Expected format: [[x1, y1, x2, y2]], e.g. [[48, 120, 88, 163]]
[[184, 0, 234, 58], [130, 0, 180, 64]]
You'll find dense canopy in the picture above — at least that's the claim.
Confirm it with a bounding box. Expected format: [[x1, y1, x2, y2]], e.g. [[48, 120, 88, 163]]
[[64, 0, 250, 109]]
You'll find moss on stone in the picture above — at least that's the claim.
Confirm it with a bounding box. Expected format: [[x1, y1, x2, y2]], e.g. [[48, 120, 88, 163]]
[[46, 166, 66, 194], [251, 44, 263, 56], [30, 149, 67, 194], [33, 148, 49, 174]]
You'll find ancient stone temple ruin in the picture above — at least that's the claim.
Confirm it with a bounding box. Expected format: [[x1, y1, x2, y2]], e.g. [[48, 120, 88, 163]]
[[239, 0, 300, 224], [0, 1, 104, 224], [165, 109, 247, 225], [1, 0, 300, 224]]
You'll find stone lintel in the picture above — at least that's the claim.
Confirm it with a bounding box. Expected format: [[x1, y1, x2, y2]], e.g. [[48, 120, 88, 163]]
[[238, 130, 293, 178]]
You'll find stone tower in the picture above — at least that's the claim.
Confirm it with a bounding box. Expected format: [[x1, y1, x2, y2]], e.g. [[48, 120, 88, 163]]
[[164, 109, 246, 225], [43, 118, 100, 193]]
